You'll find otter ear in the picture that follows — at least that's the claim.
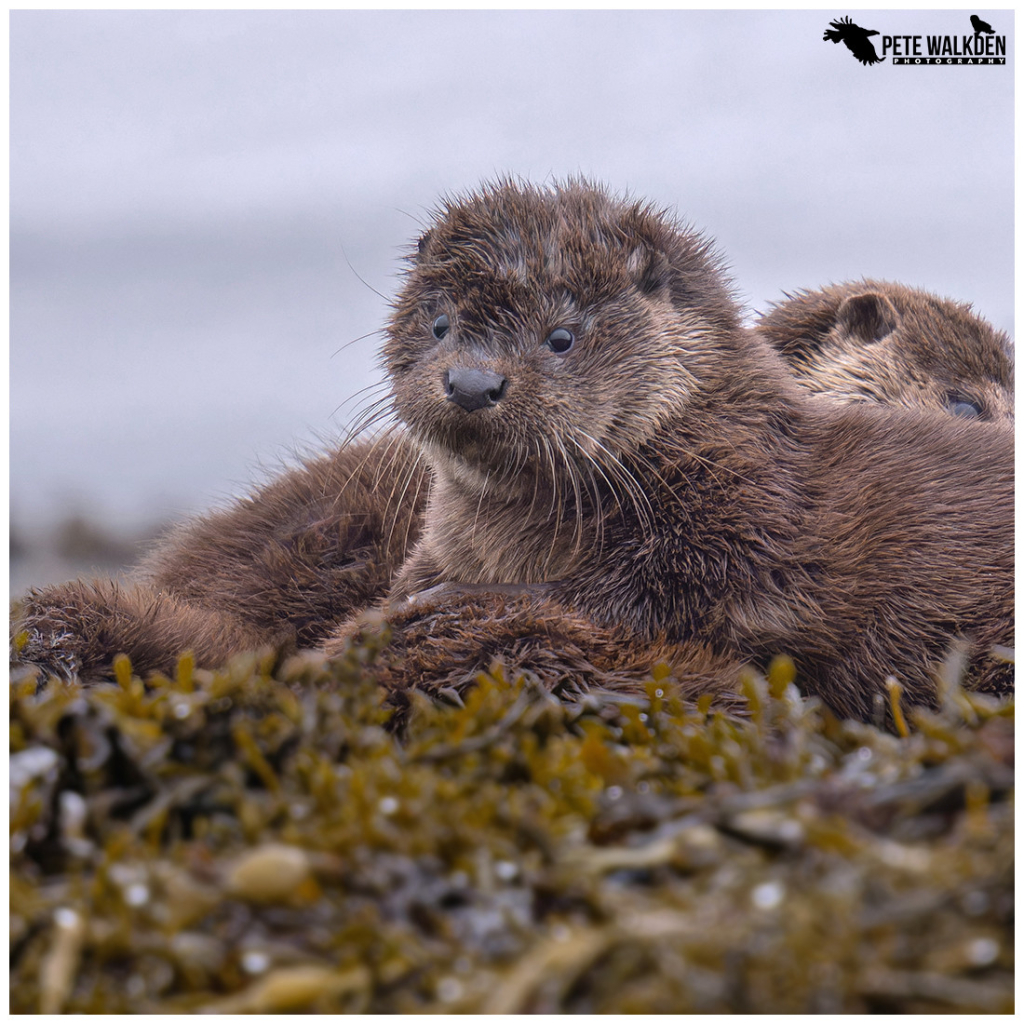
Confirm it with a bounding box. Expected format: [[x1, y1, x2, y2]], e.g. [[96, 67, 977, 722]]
[[836, 292, 899, 343], [627, 244, 672, 300]]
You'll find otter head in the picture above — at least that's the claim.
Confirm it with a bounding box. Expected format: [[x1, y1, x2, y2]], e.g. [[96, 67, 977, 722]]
[[383, 179, 739, 497], [758, 280, 1014, 420]]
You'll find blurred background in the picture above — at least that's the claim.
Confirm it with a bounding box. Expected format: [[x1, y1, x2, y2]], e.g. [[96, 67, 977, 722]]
[[10, 9, 1014, 593]]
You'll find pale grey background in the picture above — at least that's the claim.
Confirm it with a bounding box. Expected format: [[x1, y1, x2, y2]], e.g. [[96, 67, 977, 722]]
[[10, 9, 1014, 588]]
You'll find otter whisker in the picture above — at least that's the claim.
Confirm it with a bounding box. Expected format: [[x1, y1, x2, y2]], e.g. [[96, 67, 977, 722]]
[[338, 393, 395, 445], [331, 326, 387, 360], [552, 432, 588, 563], [539, 433, 568, 577], [578, 454, 606, 554], [576, 435, 653, 536], [571, 431, 656, 538], [318, 417, 403, 513], [400, 460, 429, 557], [643, 437, 764, 497], [385, 436, 430, 557], [331, 378, 390, 421], [470, 468, 492, 552]]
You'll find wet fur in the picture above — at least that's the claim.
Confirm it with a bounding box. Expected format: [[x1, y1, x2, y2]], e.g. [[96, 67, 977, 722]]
[[13, 182, 1014, 720], [328, 591, 746, 728], [16, 434, 427, 680], [380, 181, 1013, 718], [756, 280, 1013, 420]]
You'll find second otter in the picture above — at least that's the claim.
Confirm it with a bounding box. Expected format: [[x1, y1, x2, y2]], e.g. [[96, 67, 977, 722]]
[[756, 280, 1013, 420], [384, 181, 1012, 718]]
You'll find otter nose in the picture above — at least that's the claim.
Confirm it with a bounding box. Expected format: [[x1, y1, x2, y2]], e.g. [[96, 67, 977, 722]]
[[444, 367, 508, 412]]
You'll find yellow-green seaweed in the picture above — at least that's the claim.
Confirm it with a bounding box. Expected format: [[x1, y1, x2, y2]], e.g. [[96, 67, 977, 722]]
[[9, 640, 1014, 1014]]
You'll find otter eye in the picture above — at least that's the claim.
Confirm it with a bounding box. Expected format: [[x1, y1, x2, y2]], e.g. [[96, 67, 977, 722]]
[[948, 396, 982, 419], [432, 314, 450, 340], [545, 328, 575, 354]]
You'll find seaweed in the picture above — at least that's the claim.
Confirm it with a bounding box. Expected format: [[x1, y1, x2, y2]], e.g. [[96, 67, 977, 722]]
[[9, 640, 1014, 1013]]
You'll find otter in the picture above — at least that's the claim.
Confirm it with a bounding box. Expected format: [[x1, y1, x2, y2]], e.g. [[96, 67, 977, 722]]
[[756, 280, 1013, 420], [13, 182, 1013, 721], [349, 181, 1012, 718]]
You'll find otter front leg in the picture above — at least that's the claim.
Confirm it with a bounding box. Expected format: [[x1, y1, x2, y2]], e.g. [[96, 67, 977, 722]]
[[400, 580, 558, 610], [325, 588, 640, 697], [12, 579, 272, 684], [324, 589, 746, 725], [384, 531, 552, 607], [386, 545, 448, 604]]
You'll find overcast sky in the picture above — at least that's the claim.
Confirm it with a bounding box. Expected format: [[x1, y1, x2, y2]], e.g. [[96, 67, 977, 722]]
[[10, 9, 1014, 531]]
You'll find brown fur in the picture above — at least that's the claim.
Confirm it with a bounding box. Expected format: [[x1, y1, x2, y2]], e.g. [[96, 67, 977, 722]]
[[377, 180, 1012, 719], [12, 183, 1014, 722], [15, 434, 427, 680], [327, 590, 746, 727], [757, 280, 1014, 420], [15, 579, 270, 680]]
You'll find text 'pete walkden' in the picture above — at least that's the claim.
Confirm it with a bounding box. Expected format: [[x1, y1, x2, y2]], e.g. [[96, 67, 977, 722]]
[[883, 32, 1007, 65]]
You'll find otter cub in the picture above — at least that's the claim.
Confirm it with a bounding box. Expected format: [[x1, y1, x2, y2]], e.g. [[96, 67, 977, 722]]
[[379, 181, 1012, 719], [756, 280, 1013, 420]]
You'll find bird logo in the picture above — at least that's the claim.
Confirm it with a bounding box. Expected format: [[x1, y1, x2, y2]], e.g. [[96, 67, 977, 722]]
[[970, 14, 995, 34], [823, 16, 885, 65]]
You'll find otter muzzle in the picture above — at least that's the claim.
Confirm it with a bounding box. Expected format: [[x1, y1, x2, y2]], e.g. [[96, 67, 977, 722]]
[[444, 367, 508, 412]]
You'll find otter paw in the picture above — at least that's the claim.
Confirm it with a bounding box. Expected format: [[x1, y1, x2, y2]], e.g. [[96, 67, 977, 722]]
[[11, 580, 144, 684], [11, 605, 88, 682]]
